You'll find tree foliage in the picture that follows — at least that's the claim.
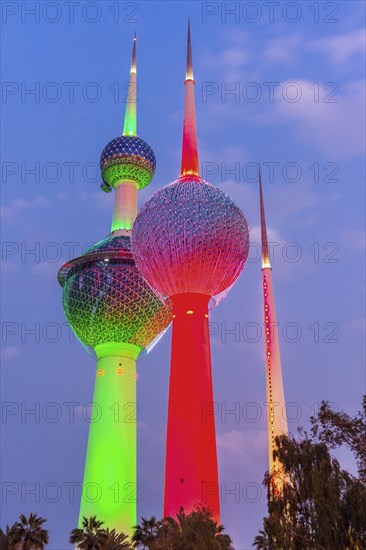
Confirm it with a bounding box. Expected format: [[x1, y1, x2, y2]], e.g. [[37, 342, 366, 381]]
[[69, 517, 132, 550], [254, 397, 366, 550], [4, 513, 49, 550], [311, 396, 366, 483], [132, 507, 233, 550]]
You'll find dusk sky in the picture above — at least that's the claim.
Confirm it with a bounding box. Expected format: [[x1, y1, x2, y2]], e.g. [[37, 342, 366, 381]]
[[1, 1, 365, 549]]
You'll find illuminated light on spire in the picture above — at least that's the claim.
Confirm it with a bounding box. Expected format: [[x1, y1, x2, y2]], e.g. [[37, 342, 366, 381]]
[[180, 19, 199, 179], [131, 31, 137, 74], [259, 170, 288, 492]]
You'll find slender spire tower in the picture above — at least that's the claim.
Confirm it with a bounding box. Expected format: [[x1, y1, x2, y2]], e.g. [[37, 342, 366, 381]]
[[259, 166, 288, 490], [109, 31, 139, 234], [132, 23, 250, 520], [58, 35, 171, 535]]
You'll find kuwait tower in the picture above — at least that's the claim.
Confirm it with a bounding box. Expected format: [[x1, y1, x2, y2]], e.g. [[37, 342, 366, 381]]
[[58, 35, 171, 534], [132, 22, 250, 520], [259, 166, 288, 491]]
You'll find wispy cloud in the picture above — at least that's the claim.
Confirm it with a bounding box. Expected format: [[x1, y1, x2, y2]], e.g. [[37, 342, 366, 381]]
[[272, 79, 365, 160], [1, 197, 49, 222], [263, 32, 305, 64], [309, 28, 365, 65], [1, 346, 21, 360], [218, 429, 267, 465]]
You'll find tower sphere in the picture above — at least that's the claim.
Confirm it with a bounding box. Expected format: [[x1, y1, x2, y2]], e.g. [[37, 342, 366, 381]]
[[100, 135, 156, 190], [132, 176, 250, 299], [58, 235, 171, 350]]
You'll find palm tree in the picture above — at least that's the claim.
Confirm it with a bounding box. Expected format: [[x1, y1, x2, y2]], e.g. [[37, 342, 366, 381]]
[[132, 509, 233, 550], [131, 517, 162, 549], [7, 513, 49, 549], [70, 516, 106, 550], [0, 527, 9, 550], [103, 529, 132, 550], [161, 508, 234, 550]]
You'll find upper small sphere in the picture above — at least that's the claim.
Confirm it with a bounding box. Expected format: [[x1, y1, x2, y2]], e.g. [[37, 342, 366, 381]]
[[132, 177, 250, 299], [100, 136, 156, 190]]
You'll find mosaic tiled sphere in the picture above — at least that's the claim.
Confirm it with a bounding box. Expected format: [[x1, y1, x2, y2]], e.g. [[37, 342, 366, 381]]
[[58, 235, 171, 350], [100, 136, 156, 190], [132, 176, 250, 299]]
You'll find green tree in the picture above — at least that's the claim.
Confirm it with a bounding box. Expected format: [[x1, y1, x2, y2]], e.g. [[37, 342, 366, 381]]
[[103, 529, 132, 550], [254, 396, 366, 550], [131, 517, 162, 549], [6, 513, 49, 549], [0, 527, 10, 550], [132, 508, 233, 550], [311, 396, 366, 483], [70, 517, 107, 550]]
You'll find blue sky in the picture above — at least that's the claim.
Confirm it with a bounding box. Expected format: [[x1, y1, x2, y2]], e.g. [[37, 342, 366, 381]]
[[1, 1, 365, 548]]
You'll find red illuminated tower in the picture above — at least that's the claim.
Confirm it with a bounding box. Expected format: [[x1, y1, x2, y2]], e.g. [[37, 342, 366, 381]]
[[259, 166, 288, 489], [132, 23, 250, 520]]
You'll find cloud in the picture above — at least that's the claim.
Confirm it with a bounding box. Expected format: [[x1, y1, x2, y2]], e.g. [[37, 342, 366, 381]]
[[1, 346, 21, 360], [31, 260, 60, 279], [339, 228, 366, 252], [263, 32, 305, 64], [309, 28, 365, 65], [343, 318, 366, 333], [200, 36, 251, 82], [264, 28, 365, 66], [1, 197, 49, 222], [218, 429, 267, 465], [272, 79, 365, 160]]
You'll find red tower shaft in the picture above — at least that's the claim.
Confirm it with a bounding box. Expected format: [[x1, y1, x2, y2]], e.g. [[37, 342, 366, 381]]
[[164, 293, 220, 520]]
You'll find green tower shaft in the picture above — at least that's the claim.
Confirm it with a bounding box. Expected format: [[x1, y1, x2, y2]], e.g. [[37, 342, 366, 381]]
[[79, 343, 140, 534]]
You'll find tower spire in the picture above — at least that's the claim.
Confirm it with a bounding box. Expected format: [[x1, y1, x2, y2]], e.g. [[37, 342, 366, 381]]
[[259, 171, 288, 494], [186, 18, 193, 81], [100, 32, 155, 234], [180, 19, 199, 179], [123, 32, 137, 137], [259, 164, 271, 268]]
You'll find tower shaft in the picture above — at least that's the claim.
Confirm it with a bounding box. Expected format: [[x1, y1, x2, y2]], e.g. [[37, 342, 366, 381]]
[[79, 342, 140, 535], [164, 293, 220, 520], [262, 268, 288, 475], [111, 180, 138, 233]]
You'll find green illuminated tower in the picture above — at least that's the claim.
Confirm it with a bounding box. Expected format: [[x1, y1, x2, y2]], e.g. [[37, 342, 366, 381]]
[[58, 35, 171, 535]]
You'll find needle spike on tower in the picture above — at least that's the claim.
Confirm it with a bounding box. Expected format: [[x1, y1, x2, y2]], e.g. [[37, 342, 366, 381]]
[[186, 18, 193, 81], [180, 19, 199, 179], [259, 164, 270, 269], [123, 32, 137, 137], [259, 166, 288, 494]]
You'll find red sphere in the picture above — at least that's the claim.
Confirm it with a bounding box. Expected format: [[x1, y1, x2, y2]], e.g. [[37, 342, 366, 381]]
[[132, 177, 250, 299]]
